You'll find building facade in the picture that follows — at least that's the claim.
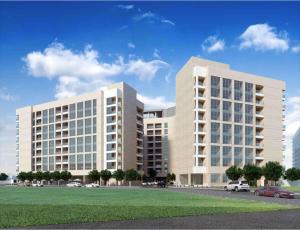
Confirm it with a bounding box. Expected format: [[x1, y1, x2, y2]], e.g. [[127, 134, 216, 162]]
[[143, 108, 175, 177], [16, 82, 144, 181], [170, 57, 285, 186], [292, 128, 300, 168]]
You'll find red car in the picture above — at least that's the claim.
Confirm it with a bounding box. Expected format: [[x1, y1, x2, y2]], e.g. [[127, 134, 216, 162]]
[[254, 186, 294, 199]]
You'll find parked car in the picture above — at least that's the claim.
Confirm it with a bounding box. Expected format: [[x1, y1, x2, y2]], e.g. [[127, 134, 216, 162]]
[[254, 186, 294, 199], [224, 180, 250, 191], [66, 182, 82, 187], [157, 180, 166, 188], [32, 182, 43, 187], [85, 183, 99, 188]]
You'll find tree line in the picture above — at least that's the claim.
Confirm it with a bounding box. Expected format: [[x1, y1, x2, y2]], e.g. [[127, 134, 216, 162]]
[[0, 172, 8, 181], [17, 171, 72, 184], [225, 161, 300, 186]]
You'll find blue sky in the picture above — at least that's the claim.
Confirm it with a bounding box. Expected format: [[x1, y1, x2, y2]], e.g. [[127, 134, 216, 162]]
[[0, 1, 300, 173]]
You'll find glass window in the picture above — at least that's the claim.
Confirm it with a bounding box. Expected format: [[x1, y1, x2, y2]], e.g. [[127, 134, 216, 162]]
[[211, 99, 220, 120], [77, 119, 84, 135], [69, 120, 76, 136], [49, 124, 54, 139], [222, 174, 228, 183], [42, 126, 48, 140], [42, 141, 48, 155], [49, 140, 54, 155], [77, 154, 83, 170], [234, 103, 243, 123], [42, 157, 48, 171], [223, 124, 231, 144], [85, 118, 92, 135], [69, 138, 76, 153], [93, 153, 96, 169], [49, 108, 54, 123], [93, 135, 96, 151], [93, 99, 97, 116], [245, 126, 253, 146], [245, 104, 253, 124], [85, 100, 92, 117], [211, 145, 220, 166], [164, 123, 168, 128], [245, 83, 253, 103], [211, 76, 220, 97], [223, 101, 231, 121], [245, 148, 253, 165], [42, 110, 48, 124], [211, 173, 220, 183], [77, 102, 84, 118], [234, 147, 243, 166], [85, 136, 92, 152], [234, 125, 243, 145], [85, 154, 92, 170], [93, 117, 96, 133], [234, 81, 243, 101], [77, 137, 83, 153], [223, 146, 232, 166], [49, 157, 54, 171], [223, 78, 232, 99], [70, 103, 76, 119], [211, 123, 220, 143], [69, 155, 76, 170]]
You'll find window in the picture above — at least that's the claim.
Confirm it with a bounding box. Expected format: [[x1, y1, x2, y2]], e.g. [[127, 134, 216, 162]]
[[77, 137, 83, 153], [85, 136, 92, 152], [49, 109, 54, 123], [223, 124, 231, 144], [223, 78, 232, 99], [69, 155, 76, 170], [49, 124, 54, 139], [49, 157, 54, 171], [70, 121, 76, 136], [42, 157, 48, 171], [85, 154, 92, 170], [147, 124, 154, 129], [77, 119, 84, 135], [77, 154, 83, 170], [93, 153, 96, 169], [211, 99, 220, 120], [211, 173, 220, 183], [85, 118, 92, 134], [245, 83, 253, 103], [222, 174, 228, 183], [42, 126, 48, 140], [211, 76, 220, 97], [245, 148, 253, 165], [85, 100, 92, 117], [42, 141, 48, 155], [77, 102, 84, 118], [69, 138, 76, 153], [245, 126, 253, 145], [211, 145, 220, 166], [42, 110, 48, 124], [245, 104, 253, 124], [155, 123, 162, 129], [234, 147, 243, 166], [223, 146, 232, 166], [93, 117, 96, 133], [93, 99, 97, 115], [223, 101, 232, 121], [234, 125, 243, 145], [164, 123, 168, 128], [93, 135, 96, 151], [234, 81, 243, 101], [49, 140, 54, 155], [211, 123, 220, 143], [234, 103, 243, 123], [70, 103, 76, 119]]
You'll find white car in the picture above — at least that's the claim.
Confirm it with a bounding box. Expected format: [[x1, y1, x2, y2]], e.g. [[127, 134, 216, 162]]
[[85, 183, 99, 188], [32, 182, 43, 187], [66, 182, 82, 187], [224, 180, 250, 192]]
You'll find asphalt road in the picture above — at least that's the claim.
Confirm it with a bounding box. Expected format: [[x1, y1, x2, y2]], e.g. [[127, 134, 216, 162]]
[[168, 187, 300, 206], [29, 210, 300, 229]]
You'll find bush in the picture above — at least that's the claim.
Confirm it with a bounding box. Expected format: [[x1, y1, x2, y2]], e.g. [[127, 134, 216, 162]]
[[225, 166, 243, 181], [0, 173, 8, 181], [285, 167, 300, 181]]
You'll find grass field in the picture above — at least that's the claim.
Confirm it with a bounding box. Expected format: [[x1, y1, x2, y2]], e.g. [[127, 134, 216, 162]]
[[284, 186, 300, 192], [0, 187, 297, 228]]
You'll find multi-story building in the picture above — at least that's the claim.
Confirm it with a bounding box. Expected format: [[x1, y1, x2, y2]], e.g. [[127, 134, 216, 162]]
[[170, 57, 285, 186], [292, 127, 300, 168], [16, 82, 144, 181], [143, 107, 175, 177]]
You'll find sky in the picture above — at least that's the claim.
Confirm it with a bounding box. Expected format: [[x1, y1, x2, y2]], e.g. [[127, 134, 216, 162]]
[[0, 1, 300, 174]]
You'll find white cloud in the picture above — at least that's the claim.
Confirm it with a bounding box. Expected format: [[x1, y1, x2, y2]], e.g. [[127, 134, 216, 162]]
[[0, 88, 16, 101], [128, 42, 135, 49], [133, 10, 175, 26], [116, 4, 134, 10], [284, 95, 300, 168], [239, 23, 289, 52], [137, 94, 175, 110], [133, 11, 156, 21], [23, 42, 169, 99], [161, 19, 175, 26], [202, 36, 225, 53], [153, 48, 161, 59], [291, 45, 300, 53]]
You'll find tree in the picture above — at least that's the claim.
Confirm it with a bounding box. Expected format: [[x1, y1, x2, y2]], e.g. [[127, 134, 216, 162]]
[[112, 169, 125, 185], [17, 171, 27, 182], [263, 161, 284, 185], [50, 171, 61, 185], [242, 165, 262, 186], [148, 169, 157, 179], [225, 166, 243, 181], [43, 171, 51, 184], [125, 169, 139, 186], [88, 170, 100, 183], [26, 171, 34, 182], [61, 171, 72, 182], [35, 171, 44, 181], [285, 168, 300, 181], [167, 173, 176, 182], [100, 170, 112, 185], [0, 173, 8, 181]]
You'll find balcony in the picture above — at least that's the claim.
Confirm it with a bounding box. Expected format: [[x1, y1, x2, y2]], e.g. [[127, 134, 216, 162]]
[[255, 133, 264, 139], [193, 66, 207, 78], [255, 154, 264, 161], [194, 94, 206, 101], [256, 143, 264, 149], [255, 112, 264, 119], [194, 82, 206, 90], [255, 90, 264, 98]]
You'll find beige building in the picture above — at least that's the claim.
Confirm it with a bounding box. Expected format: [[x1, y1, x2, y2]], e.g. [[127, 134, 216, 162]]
[[16, 82, 144, 181], [143, 108, 175, 177], [170, 57, 285, 187]]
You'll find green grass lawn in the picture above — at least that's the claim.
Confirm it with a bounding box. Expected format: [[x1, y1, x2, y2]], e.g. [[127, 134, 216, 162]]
[[283, 186, 300, 192], [0, 187, 297, 228]]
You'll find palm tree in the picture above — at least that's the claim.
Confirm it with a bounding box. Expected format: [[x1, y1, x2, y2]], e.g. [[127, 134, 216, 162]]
[[125, 169, 139, 187], [100, 170, 112, 186], [112, 169, 125, 185], [88, 170, 100, 183]]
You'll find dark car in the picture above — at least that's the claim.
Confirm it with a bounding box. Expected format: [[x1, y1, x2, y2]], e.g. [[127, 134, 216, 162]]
[[254, 186, 294, 199], [157, 180, 166, 188]]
